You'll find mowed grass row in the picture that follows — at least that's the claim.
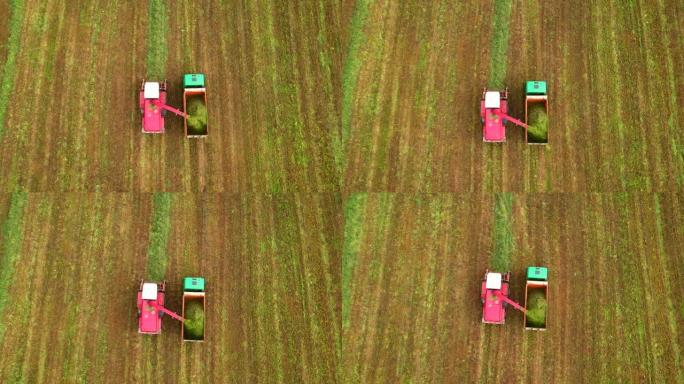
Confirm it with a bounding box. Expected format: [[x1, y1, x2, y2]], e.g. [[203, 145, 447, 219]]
[[337, 0, 372, 174], [487, 0, 512, 89], [146, 193, 172, 280], [490, 192, 513, 271], [146, 0, 167, 78]]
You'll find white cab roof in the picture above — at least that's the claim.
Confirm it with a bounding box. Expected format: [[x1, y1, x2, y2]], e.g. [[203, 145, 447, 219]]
[[484, 91, 501, 109], [485, 272, 502, 290], [142, 283, 158, 300], [144, 82, 160, 99]]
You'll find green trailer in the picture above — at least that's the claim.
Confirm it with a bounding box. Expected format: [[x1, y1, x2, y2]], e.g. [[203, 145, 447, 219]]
[[182, 276, 206, 342], [183, 74, 208, 138], [525, 81, 548, 145], [524, 266, 548, 330]]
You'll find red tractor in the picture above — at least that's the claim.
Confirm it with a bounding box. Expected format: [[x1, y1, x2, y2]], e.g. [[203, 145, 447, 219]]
[[480, 88, 529, 142], [481, 270, 526, 324], [137, 280, 184, 334], [139, 81, 187, 133]]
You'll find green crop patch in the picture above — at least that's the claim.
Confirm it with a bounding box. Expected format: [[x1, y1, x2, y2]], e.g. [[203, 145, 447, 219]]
[[146, 0, 168, 79], [146, 193, 172, 281]]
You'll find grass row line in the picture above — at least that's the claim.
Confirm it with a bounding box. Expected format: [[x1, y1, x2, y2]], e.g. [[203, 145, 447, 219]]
[[0, 0, 26, 140], [147, 193, 173, 280], [0, 192, 28, 344], [491, 192, 514, 271], [147, 0, 168, 78], [337, 0, 373, 174], [488, 0, 513, 88], [342, 193, 368, 330]]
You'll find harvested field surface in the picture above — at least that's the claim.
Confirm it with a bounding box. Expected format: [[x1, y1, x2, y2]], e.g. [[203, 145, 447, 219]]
[[342, 0, 684, 192], [0, 193, 341, 383], [342, 193, 684, 383], [0, 1, 346, 192]]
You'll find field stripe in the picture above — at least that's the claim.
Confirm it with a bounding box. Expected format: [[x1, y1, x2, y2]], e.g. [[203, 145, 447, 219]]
[[0, 191, 27, 343], [490, 192, 514, 271], [487, 0, 512, 88], [338, 0, 373, 175], [342, 193, 368, 331], [653, 195, 684, 383], [0, 0, 25, 140], [146, 0, 168, 78], [146, 193, 172, 280]]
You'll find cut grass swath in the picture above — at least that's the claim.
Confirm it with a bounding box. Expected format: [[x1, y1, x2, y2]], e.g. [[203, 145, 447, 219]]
[[488, 0, 513, 89], [146, 0, 168, 79], [147, 193, 172, 280], [491, 192, 514, 271], [338, 0, 373, 173], [342, 193, 368, 330], [0, 191, 28, 343]]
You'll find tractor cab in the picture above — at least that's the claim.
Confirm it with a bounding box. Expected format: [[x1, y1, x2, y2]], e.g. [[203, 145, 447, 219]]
[[139, 80, 168, 133], [481, 270, 528, 324], [481, 271, 510, 324], [136, 280, 184, 335], [137, 281, 165, 334], [481, 89, 509, 142]]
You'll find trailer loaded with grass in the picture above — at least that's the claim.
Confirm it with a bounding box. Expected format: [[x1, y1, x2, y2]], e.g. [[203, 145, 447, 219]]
[[525, 81, 548, 144], [524, 266, 548, 330], [182, 276, 206, 342], [183, 74, 208, 137]]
